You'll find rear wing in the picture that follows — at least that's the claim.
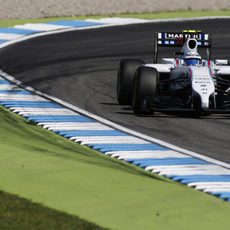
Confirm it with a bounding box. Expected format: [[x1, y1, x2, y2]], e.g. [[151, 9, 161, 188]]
[[154, 30, 212, 63]]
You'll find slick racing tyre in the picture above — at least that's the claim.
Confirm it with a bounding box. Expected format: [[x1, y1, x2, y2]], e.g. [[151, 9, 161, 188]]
[[117, 59, 144, 105], [192, 93, 202, 116], [132, 66, 159, 114]]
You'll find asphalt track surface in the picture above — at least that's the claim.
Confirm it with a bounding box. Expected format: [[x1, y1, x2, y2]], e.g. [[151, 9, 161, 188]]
[[0, 19, 230, 163]]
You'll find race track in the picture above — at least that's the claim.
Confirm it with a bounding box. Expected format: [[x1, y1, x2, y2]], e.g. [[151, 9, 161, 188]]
[[0, 18, 230, 163]]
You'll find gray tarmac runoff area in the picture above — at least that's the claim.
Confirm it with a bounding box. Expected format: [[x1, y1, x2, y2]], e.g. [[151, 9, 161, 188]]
[[0, 19, 229, 163]]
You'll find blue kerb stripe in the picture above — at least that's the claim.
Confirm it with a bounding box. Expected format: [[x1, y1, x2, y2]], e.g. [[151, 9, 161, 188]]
[[180, 177, 230, 184], [212, 192, 230, 199], [58, 130, 128, 137], [129, 158, 208, 167], [0, 101, 63, 108], [27, 115, 95, 123], [89, 144, 167, 153], [48, 20, 103, 27], [0, 81, 14, 85], [0, 28, 37, 35], [0, 80, 11, 84], [170, 175, 230, 181], [0, 90, 32, 95], [0, 39, 7, 44]]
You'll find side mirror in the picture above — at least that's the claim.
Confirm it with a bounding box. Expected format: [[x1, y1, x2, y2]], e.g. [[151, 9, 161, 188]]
[[215, 59, 229, 65]]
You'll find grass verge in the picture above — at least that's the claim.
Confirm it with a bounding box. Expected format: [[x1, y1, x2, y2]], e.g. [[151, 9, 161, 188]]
[[0, 105, 230, 230], [0, 10, 229, 27], [0, 190, 105, 230]]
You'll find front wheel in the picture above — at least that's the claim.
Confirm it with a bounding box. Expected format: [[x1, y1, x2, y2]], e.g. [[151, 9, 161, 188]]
[[132, 67, 159, 115]]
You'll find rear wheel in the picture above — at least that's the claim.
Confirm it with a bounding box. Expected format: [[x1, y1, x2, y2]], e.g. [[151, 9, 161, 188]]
[[117, 59, 144, 105], [132, 67, 159, 114]]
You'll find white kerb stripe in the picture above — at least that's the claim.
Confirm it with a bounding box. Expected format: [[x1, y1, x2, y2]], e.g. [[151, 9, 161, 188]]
[[188, 182, 230, 187], [158, 169, 230, 176], [109, 150, 188, 159], [70, 135, 148, 142], [0, 95, 48, 101], [11, 108, 74, 112], [0, 85, 21, 90], [19, 110, 78, 116], [117, 153, 189, 159], [196, 184, 230, 190], [78, 137, 149, 145], [39, 122, 113, 131], [105, 150, 183, 156], [86, 18, 149, 24], [204, 188, 230, 193], [0, 33, 24, 40], [145, 164, 218, 171], [14, 23, 71, 31]]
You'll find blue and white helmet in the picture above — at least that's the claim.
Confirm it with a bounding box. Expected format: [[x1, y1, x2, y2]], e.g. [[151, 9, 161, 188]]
[[184, 52, 202, 66], [182, 39, 202, 66]]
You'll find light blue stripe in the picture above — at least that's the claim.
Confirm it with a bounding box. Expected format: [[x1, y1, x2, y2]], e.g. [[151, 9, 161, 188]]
[[130, 158, 207, 168], [212, 192, 230, 200], [0, 90, 32, 95], [170, 175, 230, 181], [0, 39, 7, 44], [0, 101, 62, 108], [0, 80, 11, 84], [89, 144, 167, 153], [48, 20, 103, 27], [27, 115, 95, 123], [180, 177, 230, 184], [0, 28, 37, 35], [58, 130, 128, 137], [127, 157, 194, 163]]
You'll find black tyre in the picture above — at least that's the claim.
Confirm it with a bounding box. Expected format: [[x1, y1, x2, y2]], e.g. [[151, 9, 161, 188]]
[[192, 93, 202, 116], [132, 67, 159, 114], [117, 59, 144, 105]]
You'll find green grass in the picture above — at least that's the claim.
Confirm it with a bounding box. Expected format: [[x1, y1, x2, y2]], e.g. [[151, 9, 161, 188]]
[[0, 10, 229, 27], [0, 191, 105, 230], [0, 106, 230, 230]]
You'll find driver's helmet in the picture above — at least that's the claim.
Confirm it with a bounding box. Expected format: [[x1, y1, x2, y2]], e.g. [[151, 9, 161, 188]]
[[184, 52, 202, 66]]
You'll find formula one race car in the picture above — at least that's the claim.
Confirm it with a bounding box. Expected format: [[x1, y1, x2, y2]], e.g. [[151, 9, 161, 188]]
[[117, 30, 230, 115]]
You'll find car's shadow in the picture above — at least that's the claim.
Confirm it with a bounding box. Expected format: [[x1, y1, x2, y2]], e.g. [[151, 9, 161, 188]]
[[102, 102, 230, 119]]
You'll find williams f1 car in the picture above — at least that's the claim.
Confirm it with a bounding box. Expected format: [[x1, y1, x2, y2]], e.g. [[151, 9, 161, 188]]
[[117, 30, 230, 115]]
